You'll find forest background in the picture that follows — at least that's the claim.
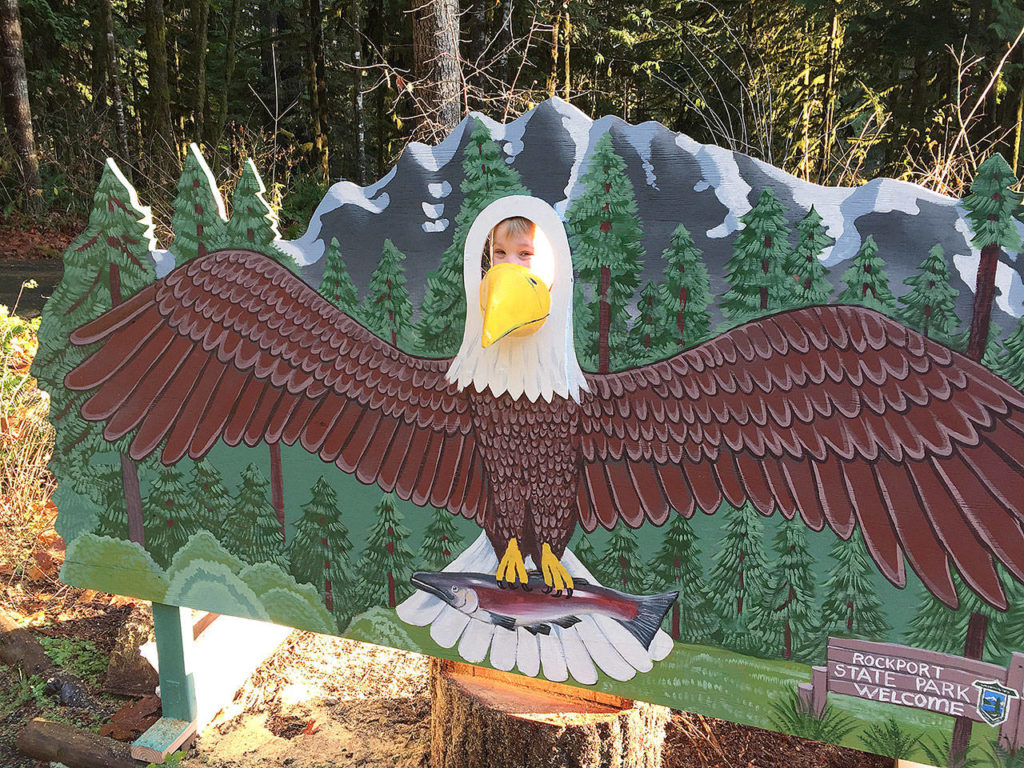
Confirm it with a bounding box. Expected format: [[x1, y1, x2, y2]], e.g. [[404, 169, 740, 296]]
[[1, 0, 1023, 229]]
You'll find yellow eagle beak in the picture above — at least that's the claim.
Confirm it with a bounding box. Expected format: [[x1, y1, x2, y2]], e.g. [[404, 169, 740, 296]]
[[479, 263, 551, 348]]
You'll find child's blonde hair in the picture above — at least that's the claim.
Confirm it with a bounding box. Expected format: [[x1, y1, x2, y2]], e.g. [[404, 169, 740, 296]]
[[482, 217, 536, 272]]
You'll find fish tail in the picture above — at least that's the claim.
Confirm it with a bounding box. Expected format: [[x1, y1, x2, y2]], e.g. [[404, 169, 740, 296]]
[[616, 591, 678, 650]]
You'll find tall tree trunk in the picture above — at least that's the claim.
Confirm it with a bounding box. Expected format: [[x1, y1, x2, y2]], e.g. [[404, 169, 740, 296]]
[[0, 0, 42, 214], [816, 0, 842, 182], [950, 613, 988, 766], [269, 442, 285, 541], [92, 0, 109, 114], [1013, 62, 1023, 178], [967, 243, 999, 360], [143, 0, 174, 156], [190, 0, 209, 141], [106, 33, 131, 167], [560, 0, 570, 100], [411, 0, 463, 139], [498, 0, 513, 85], [125, 0, 144, 154], [207, 0, 240, 145], [306, 0, 330, 183], [349, 0, 366, 184]]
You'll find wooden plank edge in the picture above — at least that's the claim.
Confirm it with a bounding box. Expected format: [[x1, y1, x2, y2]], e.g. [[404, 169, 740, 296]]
[[131, 717, 197, 764]]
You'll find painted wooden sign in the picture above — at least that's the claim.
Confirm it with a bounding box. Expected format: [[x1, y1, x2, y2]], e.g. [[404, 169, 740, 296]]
[[801, 638, 1024, 740], [35, 99, 1024, 765]]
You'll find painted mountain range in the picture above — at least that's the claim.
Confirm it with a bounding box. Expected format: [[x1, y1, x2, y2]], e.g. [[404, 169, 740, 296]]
[[267, 98, 1024, 331]]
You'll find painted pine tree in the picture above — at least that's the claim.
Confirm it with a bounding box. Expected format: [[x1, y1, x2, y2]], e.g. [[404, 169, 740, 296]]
[[361, 239, 413, 348], [904, 579, 976, 660], [648, 514, 716, 642], [223, 158, 298, 270], [569, 532, 601, 576], [835, 235, 896, 314], [289, 477, 355, 626], [143, 464, 202, 568], [720, 188, 792, 324], [319, 237, 362, 318], [819, 531, 890, 640], [421, 508, 465, 571], [628, 281, 673, 365], [786, 206, 833, 307], [32, 159, 156, 545], [656, 223, 711, 352], [896, 244, 960, 343], [223, 463, 287, 567], [998, 317, 1024, 388], [708, 502, 771, 652], [169, 143, 228, 265], [190, 458, 233, 534], [92, 464, 129, 539], [356, 493, 416, 609], [416, 119, 528, 356], [566, 133, 645, 373], [599, 524, 647, 592], [750, 518, 818, 661], [961, 154, 1022, 361]]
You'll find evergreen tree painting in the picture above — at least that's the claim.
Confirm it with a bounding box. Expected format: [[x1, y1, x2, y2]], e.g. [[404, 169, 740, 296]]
[[998, 317, 1024, 388], [708, 502, 771, 653], [223, 463, 287, 567], [656, 224, 711, 352], [190, 459, 234, 534], [290, 477, 355, 627], [628, 281, 673, 365], [92, 464, 129, 539], [961, 154, 1023, 361], [319, 237, 362, 318], [223, 158, 298, 270], [356, 493, 416, 609], [362, 239, 413, 348], [896, 244, 960, 343], [566, 132, 645, 373], [648, 514, 716, 642], [835, 235, 896, 314], [421, 508, 465, 571], [904, 579, 970, 657], [599, 525, 647, 592], [416, 119, 528, 356], [750, 518, 818, 661], [570, 533, 601, 577], [32, 159, 156, 545], [720, 188, 791, 323], [169, 144, 228, 266], [819, 531, 890, 641], [786, 206, 833, 307], [143, 464, 201, 568]]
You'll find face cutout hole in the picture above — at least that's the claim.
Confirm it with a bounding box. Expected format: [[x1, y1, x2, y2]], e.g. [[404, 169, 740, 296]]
[[482, 216, 555, 288]]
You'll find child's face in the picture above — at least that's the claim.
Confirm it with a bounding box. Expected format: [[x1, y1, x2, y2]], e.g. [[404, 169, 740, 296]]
[[491, 223, 535, 269]]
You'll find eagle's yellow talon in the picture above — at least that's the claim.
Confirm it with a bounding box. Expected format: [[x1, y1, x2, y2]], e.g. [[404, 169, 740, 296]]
[[541, 543, 574, 593], [497, 538, 528, 586]]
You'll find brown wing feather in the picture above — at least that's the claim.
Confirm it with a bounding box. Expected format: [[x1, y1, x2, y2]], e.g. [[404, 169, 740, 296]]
[[581, 305, 1024, 609], [65, 249, 481, 521]]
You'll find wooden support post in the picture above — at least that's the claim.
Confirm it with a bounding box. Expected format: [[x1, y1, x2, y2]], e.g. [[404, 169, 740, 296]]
[[132, 603, 198, 764], [430, 659, 670, 768], [1001, 652, 1024, 751], [151, 603, 197, 722]]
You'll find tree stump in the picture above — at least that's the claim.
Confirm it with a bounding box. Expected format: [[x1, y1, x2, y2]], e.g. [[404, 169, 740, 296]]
[[430, 658, 670, 768]]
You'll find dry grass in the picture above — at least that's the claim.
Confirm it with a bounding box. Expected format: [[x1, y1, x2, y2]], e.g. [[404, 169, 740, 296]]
[[0, 287, 58, 590]]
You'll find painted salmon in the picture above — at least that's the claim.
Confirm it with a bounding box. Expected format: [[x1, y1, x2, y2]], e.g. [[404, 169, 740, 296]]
[[410, 571, 678, 650]]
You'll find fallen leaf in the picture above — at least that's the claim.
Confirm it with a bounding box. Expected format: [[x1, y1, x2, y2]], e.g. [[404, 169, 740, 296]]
[[19, 610, 46, 627], [302, 719, 320, 735], [80, 589, 98, 603]]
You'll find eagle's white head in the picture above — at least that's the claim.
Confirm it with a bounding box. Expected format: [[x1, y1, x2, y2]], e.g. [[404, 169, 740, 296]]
[[446, 195, 588, 403]]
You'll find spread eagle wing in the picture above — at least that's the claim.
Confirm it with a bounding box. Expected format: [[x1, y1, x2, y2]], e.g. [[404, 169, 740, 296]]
[[64, 249, 488, 521], [579, 305, 1024, 610]]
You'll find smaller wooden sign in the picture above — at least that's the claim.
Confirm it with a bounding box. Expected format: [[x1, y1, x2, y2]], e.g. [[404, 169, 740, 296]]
[[799, 638, 1024, 748]]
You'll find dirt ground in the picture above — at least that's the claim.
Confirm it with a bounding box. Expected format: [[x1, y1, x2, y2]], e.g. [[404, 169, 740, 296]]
[[0, 573, 894, 768]]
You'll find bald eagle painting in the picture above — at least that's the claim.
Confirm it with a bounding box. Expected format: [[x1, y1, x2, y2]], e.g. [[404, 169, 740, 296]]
[[39, 105, 1024, 756]]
